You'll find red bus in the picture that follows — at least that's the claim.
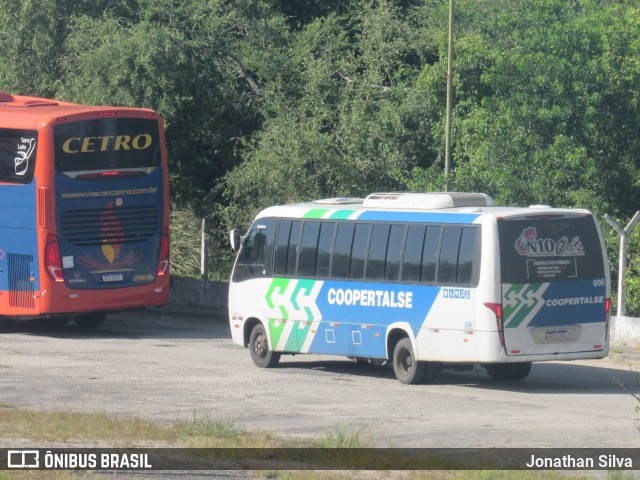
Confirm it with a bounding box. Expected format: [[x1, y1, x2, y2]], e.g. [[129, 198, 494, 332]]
[[0, 92, 170, 327]]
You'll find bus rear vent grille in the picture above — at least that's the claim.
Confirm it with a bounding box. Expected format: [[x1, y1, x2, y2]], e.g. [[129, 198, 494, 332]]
[[60, 205, 160, 246], [8, 253, 35, 309]]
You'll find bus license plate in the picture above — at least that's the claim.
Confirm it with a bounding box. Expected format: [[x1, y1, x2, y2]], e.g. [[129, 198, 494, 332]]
[[545, 329, 573, 342], [102, 273, 123, 282]]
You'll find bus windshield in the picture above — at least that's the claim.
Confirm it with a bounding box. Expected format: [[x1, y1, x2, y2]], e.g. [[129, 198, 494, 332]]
[[53, 118, 161, 178], [498, 215, 604, 283]]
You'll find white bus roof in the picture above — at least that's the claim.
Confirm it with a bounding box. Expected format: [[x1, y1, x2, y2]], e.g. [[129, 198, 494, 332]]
[[255, 192, 592, 222]]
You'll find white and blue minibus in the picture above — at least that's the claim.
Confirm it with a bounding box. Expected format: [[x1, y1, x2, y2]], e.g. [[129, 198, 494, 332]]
[[228, 192, 611, 384]]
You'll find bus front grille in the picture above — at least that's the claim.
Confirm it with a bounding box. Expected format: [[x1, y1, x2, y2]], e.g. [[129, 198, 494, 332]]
[[60, 205, 160, 246]]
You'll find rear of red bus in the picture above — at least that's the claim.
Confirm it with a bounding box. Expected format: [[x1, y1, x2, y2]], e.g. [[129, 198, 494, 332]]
[[0, 96, 169, 324], [36, 109, 170, 319]]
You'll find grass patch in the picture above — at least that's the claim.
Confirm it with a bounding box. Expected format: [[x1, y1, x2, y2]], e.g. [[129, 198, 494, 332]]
[[314, 425, 372, 448], [174, 412, 283, 447], [0, 407, 284, 448], [0, 472, 626, 480], [265, 470, 617, 480], [0, 409, 176, 446], [188, 412, 246, 439], [0, 408, 630, 480], [0, 473, 86, 480]]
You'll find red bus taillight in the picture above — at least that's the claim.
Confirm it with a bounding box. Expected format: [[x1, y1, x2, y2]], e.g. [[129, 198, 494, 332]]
[[484, 302, 505, 347], [45, 234, 64, 283], [605, 297, 611, 341], [157, 226, 170, 276]]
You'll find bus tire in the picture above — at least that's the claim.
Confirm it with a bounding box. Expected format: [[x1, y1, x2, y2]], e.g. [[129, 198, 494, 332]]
[[249, 323, 280, 368], [392, 338, 426, 384], [485, 362, 532, 381], [74, 313, 106, 330]]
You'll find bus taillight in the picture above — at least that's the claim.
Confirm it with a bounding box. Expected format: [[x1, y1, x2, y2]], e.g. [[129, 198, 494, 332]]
[[157, 226, 170, 276], [484, 302, 505, 347], [45, 234, 64, 283], [605, 297, 611, 340]]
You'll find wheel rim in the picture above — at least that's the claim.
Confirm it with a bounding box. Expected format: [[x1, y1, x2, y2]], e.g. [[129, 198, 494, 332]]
[[397, 348, 412, 376], [253, 332, 268, 359]]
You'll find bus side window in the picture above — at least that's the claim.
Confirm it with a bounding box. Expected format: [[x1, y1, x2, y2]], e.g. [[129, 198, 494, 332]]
[[421, 226, 442, 283], [350, 223, 371, 279], [274, 220, 292, 276], [232, 218, 275, 282], [298, 221, 321, 277], [402, 225, 426, 283], [286, 221, 301, 276], [316, 222, 336, 278], [332, 223, 355, 279], [273, 219, 302, 277], [0, 129, 38, 184], [367, 223, 390, 281], [385, 224, 406, 281], [438, 226, 462, 284], [457, 227, 478, 285]]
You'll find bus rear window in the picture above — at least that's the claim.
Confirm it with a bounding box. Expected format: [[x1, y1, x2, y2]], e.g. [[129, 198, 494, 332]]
[[498, 216, 604, 283], [0, 129, 37, 184], [54, 118, 160, 178]]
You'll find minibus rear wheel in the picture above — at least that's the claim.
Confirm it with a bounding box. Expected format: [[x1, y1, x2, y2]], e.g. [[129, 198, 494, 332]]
[[393, 338, 427, 384]]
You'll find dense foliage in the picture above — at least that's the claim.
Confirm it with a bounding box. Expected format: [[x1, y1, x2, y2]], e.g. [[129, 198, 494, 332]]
[[2, 0, 640, 312]]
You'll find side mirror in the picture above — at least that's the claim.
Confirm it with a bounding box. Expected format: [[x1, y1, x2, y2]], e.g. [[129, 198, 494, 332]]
[[229, 229, 241, 251]]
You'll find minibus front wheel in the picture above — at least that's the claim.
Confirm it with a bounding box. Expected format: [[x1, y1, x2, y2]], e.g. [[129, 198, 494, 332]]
[[249, 323, 281, 368]]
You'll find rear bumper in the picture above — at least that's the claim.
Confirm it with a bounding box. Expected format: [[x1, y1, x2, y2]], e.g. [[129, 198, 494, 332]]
[[38, 277, 169, 314], [475, 329, 608, 363]]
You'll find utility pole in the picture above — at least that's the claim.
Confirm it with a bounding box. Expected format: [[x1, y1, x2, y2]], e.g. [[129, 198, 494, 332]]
[[444, 0, 454, 192], [604, 211, 640, 317]]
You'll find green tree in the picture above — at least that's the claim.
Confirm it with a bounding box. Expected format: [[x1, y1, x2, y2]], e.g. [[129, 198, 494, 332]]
[[2, 0, 640, 282], [411, 0, 640, 216], [222, 1, 441, 224]]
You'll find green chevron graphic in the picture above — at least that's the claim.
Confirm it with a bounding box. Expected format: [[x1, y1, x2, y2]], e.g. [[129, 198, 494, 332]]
[[268, 318, 288, 349], [265, 278, 290, 319], [264, 278, 322, 353], [291, 279, 316, 321], [503, 283, 547, 329]]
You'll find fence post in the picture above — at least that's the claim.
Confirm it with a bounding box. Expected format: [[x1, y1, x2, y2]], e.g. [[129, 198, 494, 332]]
[[199, 183, 224, 281], [200, 217, 208, 280], [604, 211, 640, 317]]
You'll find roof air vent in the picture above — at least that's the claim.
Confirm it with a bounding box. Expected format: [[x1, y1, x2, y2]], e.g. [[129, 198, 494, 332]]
[[313, 197, 364, 205], [363, 192, 493, 210]]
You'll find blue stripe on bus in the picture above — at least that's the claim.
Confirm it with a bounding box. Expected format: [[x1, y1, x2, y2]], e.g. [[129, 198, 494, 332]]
[[308, 281, 441, 357], [528, 280, 606, 327], [357, 211, 480, 224]]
